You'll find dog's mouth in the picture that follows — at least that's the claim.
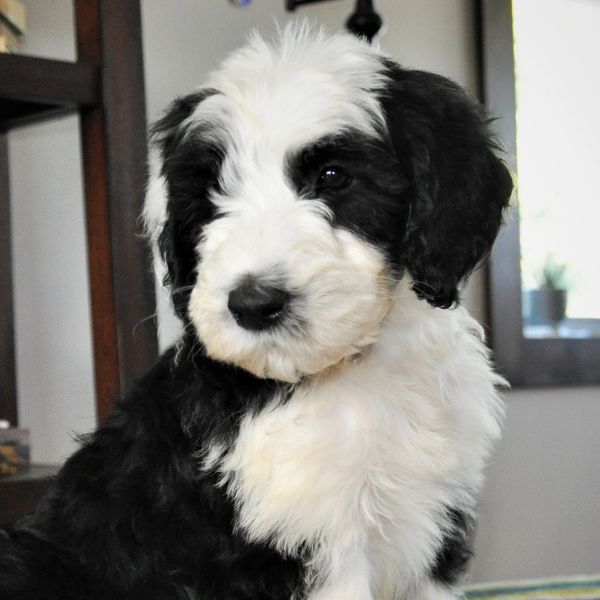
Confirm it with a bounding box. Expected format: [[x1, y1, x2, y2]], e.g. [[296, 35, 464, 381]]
[[189, 284, 391, 384]]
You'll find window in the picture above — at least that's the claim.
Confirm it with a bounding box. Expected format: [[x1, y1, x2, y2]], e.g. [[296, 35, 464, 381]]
[[480, 0, 600, 385]]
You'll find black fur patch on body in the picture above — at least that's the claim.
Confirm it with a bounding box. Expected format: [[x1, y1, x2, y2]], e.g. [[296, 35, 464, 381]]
[[0, 337, 305, 600], [431, 508, 476, 586]]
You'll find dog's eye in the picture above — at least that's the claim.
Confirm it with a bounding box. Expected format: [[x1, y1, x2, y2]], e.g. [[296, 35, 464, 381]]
[[317, 166, 352, 191]]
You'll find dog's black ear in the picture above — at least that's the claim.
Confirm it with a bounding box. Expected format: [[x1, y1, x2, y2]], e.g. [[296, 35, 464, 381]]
[[151, 92, 208, 158], [380, 64, 513, 308], [149, 90, 220, 318]]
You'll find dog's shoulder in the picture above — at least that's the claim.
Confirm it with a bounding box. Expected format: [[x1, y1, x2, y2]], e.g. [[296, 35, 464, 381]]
[[0, 340, 303, 599]]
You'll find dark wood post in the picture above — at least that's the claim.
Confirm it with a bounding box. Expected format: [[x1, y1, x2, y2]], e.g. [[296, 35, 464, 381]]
[[0, 133, 18, 426], [76, 0, 157, 422]]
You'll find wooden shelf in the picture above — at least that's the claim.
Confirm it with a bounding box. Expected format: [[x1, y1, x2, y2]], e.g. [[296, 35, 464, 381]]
[[0, 0, 157, 524], [0, 54, 100, 131], [0, 464, 60, 525]]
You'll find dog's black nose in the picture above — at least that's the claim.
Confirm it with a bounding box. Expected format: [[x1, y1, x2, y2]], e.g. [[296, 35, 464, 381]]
[[228, 277, 290, 331]]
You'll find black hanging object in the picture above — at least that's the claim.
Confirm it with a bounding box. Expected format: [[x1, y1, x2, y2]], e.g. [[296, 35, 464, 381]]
[[345, 0, 383, 43], [284, 0, 384, 45]]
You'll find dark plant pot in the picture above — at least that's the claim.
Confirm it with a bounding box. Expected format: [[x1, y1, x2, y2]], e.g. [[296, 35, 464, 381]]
[[524, 288, 567, 326]]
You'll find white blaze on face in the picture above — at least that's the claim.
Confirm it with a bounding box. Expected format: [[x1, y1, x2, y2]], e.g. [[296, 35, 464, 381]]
[[189, 192, 392, 381], [181, 24, 394, 381]]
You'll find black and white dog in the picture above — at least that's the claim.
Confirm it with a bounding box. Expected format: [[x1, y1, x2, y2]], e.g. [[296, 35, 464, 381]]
[[0, 24, 512, 600]]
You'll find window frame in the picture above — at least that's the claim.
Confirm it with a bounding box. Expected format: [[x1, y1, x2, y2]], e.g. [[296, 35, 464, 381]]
[[478, 0, 600, 386]]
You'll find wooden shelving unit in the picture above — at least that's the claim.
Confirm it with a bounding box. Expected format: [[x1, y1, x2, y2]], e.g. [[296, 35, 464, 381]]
[[0, 465, 60, 526], [0, 0, 158, 523], [0, 53, 99, 129]]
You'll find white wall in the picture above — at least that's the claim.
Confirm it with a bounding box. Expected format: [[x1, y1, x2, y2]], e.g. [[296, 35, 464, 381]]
[[472, 386, 600, 582], [9, 0, 95, 465], [8, 0, 600, 584]]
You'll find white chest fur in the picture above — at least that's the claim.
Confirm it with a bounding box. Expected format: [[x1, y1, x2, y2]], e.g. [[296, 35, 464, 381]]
[[213, 286, 504, 599]]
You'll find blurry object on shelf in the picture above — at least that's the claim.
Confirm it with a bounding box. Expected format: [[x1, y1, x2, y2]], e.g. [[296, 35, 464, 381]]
[[0, 0, 26, 34], [0, 424, 30, 477], [0, 20, 21, 53], [0, 0, 25, 54], [524, 257, 570, 327]]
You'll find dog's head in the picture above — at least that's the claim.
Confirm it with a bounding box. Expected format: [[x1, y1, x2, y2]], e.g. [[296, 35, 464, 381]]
[[146, 24, 512, 382]]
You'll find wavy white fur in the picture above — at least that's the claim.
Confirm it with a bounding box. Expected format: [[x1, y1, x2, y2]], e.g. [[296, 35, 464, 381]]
[[209, 281, 504, 599]]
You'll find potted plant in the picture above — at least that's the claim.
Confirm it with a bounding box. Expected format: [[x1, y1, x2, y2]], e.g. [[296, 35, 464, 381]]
[[524, 258, 569, 326]]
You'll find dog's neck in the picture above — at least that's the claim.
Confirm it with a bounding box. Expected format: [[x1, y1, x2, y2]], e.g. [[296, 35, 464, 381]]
[[312, 278, 476, 386]]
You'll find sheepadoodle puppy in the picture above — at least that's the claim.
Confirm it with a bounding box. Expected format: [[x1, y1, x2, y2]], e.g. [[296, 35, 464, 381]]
[[0, 24, 512, 600]]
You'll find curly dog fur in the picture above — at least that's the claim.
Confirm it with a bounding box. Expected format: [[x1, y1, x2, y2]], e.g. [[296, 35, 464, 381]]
[[0, 24, 512, 599]]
